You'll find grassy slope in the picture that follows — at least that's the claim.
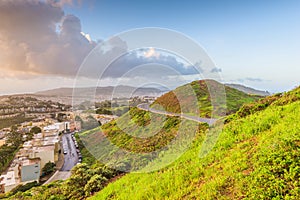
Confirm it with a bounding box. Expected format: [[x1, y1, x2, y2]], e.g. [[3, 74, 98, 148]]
[[2, 105, 201, 199], [90, 87, 300, 199], [153, 79, 261, 117], [78, 107, 201, 172]]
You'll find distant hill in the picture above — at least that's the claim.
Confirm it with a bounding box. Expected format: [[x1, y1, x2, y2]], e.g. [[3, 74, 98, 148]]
[[225, 83, 270, 96], [34, 86, 165, 105], [35, 85, 164, 97], [153, 79, 262, 118]]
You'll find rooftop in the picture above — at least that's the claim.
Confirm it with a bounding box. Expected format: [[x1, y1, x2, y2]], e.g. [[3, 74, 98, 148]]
[[32, 145, 55, 152], [0, 171, 16, 187]]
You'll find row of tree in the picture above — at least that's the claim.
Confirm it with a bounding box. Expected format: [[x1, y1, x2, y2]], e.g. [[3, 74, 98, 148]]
[[0, 126, 41, 174]]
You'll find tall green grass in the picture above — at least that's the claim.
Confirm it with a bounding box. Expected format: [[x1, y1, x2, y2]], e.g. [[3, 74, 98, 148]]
[[90, 91, 300, 199]]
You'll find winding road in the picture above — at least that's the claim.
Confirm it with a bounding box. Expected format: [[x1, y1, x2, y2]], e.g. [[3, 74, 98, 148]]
[[137, 103, 217, 126]]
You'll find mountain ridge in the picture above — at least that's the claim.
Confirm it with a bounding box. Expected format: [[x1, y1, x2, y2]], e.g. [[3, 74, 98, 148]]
[[225, 83, 270, 96], [35, 85, 164, 97]]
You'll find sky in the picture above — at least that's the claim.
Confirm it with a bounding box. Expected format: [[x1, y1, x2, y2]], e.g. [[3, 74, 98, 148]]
[[0, 0, 300, 94]]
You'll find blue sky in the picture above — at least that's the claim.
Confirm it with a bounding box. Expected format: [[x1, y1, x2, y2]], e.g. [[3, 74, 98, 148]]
[[62, 0, 300, 92], [0, 0, 299, 94]]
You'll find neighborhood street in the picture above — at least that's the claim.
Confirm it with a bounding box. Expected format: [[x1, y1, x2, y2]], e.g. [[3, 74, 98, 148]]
[[44, 132, 79, 185], [61, 133, 79, 171]]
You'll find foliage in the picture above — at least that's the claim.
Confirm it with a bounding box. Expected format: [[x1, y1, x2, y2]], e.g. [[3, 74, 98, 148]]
[[95, 107, 112, 115], [0, 113, 33, 129], [5, 126, 23, 147], [89, 86, 300, 199], [57, 113, 67, 122], [5, 130, 119, 200], [81, 115, 100, 131], [0, 145, 19, 174], [0, 127, 23, 177], [102, 107, 181, 154], [95, 100, 129, 116], [42, 161, 56, 176], [6, 85, 300, 200], [74, 132, 96, 166], [84, 174, 107, 196], [226, 86, 300, 123], [6, 163, 118, 200], [25, 126, 42, 140], [6, 181, 40, 197], [30, 126, 41, 134], [153, 79, 261, 118]]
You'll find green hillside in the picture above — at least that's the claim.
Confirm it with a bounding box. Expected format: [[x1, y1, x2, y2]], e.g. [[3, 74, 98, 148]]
[[4, 85, 300, 200], [2, 107, 198, 199], [153, 79, 261, 117], [90, 86, 300, 199]]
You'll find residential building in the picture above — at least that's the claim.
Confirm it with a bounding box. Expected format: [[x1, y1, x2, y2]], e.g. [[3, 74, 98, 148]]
[[0, 171, 17, 193], [0, 157, 40, 193], [19, 158, 40, 183]]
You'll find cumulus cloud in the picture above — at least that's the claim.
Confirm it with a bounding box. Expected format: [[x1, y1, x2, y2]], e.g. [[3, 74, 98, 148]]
[[0, 0, 202, 80], [0, 0, 95, 77], [143, 47, 160, 58], [47, 0, 74, 7], [96, 48, 201, 79]]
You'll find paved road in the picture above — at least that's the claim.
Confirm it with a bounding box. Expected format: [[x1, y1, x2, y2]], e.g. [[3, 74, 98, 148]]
[[44, 133, 79, 185], [61, 133, 78, 171], [137, 103, 217, 126], [43, 171, 71, 184]]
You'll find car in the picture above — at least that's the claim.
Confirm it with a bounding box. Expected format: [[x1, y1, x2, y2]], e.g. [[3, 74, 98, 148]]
[[63, 150, 67, 154]]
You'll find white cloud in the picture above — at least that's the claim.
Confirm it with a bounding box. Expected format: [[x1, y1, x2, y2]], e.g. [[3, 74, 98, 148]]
[[81, 32, 92, 43], [143, 47, 160, 58], [0, 1, 95, 77]]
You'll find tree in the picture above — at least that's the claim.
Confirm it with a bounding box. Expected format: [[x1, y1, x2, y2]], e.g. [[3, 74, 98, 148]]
[[84, 174, 107, 196], [26, 126, 42, 140], [42, 161, 55, 176], [6, 126, 22, 147], [96, 107, 112, 115], [30, 126, 41, 134], [81, 115, 100, 130], [57, 113, 66, 122]]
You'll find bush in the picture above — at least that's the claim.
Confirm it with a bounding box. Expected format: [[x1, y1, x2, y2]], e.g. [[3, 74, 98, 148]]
[[42, 162, 56, 176]]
